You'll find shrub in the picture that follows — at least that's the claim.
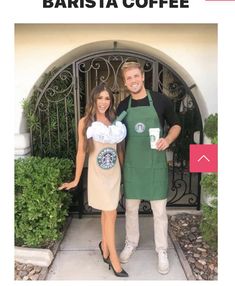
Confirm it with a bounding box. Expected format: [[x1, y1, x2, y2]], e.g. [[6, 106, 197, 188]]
[[200, 174, 217, 250], [200, 113, 218, 250], [204, 113, 217, 143], [15, 156, 73, 248]]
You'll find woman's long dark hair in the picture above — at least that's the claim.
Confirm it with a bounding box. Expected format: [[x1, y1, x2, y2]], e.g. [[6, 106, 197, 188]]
[[83, 83, 116, 153]]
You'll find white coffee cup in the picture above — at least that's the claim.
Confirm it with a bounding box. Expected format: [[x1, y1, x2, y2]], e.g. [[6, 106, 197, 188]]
[[149, 128, 160, 149]]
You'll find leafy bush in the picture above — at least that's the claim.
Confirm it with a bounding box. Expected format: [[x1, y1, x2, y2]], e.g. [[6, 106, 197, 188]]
[[15, 156, 73, 248], [200, 174, 217, 250], [200, 113, 218, 250], [204, 113, 217, 143]]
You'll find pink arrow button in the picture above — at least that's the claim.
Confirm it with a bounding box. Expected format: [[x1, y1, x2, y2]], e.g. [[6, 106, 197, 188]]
[[190, 144, 217, 173], [197, 155, 210, 162]]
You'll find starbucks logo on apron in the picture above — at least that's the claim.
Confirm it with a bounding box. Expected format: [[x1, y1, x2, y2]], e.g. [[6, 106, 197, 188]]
[[97, 148, 117, 169], [135, 122, 145, 133]]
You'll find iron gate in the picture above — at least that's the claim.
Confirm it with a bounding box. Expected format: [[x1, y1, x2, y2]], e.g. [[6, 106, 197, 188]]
[[29, 50, 203, 215]]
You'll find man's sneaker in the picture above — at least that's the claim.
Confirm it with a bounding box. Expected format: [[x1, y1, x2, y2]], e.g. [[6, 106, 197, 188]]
[[158, 249, 169, 274], [119, 241, 136, 264]]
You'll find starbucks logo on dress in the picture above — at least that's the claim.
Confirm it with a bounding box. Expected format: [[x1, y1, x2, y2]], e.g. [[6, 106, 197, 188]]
[[97, 148, 117, 169]]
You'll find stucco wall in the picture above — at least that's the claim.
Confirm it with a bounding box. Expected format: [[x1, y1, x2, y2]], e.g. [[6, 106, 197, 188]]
[[15, 24, 217, 135]]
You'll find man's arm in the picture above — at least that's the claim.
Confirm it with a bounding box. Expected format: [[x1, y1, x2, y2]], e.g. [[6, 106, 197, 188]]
[[156, 124, 181, 151]]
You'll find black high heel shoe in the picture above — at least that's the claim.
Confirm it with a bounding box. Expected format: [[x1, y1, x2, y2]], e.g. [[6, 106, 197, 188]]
[[98, 241, 110, 264], [108, 260, 129, 278]]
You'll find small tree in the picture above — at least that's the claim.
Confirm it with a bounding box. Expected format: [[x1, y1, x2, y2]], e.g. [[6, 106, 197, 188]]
[[200, 113, 218, 250]]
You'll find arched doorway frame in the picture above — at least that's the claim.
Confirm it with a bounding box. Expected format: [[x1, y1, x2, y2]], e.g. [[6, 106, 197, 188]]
[[29, 42, 204, 214]]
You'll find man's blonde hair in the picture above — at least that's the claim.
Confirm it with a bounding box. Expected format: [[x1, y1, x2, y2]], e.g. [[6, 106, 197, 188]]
[[121, 62, 144, 79]]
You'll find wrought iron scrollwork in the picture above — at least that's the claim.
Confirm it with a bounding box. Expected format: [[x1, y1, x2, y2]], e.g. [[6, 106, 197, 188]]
[[29, 65, 76, 160], [44, 70, 73, 103]]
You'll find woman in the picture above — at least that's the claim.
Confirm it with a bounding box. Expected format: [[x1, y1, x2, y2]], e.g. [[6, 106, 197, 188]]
[[59, 84, 128, 278]]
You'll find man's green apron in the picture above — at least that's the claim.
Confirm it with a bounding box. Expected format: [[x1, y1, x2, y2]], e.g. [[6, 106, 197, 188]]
[[123, 91, 168, 200]]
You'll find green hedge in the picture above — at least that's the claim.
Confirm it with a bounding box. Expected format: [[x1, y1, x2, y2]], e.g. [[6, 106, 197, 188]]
[[15, 156, 73, 248], [200, 113, 218, 250]]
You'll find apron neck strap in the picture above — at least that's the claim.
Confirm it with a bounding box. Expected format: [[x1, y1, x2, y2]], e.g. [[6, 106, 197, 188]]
[[147, 90, 153, 106], [128, 90, 152, 108], [128, 95, 132, 108]]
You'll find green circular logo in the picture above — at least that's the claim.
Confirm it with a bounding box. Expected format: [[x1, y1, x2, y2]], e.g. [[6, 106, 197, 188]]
[[150, 135, 156, 142], [135, 122, 145, 133]]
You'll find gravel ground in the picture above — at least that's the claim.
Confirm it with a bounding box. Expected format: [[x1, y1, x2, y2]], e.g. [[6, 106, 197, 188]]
[[14, 262, 45, 280], [169, 213, 218, 280]]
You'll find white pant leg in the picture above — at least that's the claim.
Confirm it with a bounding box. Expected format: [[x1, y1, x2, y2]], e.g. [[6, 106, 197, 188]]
[[150, 199, 168, 252], [125, 199, 141, 247]]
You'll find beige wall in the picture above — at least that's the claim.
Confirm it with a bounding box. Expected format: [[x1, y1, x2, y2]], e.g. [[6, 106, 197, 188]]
[[15, 24, 217, 133]]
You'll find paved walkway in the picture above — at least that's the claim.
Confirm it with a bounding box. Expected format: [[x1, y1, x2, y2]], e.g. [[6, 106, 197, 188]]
[[46, 215, 187, 280]]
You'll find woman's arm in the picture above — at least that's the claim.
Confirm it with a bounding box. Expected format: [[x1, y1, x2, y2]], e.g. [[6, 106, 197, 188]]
[[59, 118, 86, 190], [117, 140, 125, 168]]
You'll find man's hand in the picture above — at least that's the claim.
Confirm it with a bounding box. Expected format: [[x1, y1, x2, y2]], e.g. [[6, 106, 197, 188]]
[[156, 125, 181, 151], [156, 138, 170, 151]]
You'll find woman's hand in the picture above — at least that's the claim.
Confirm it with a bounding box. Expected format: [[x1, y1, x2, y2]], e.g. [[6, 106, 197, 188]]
[[58, 180, 78, 191]]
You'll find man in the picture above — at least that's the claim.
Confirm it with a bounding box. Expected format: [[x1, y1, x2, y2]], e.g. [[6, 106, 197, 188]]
[[117, 62, 181, 274]]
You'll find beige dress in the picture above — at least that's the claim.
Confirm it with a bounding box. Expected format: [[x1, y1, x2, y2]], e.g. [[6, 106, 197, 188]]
[[87, 140, 121, 211]]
